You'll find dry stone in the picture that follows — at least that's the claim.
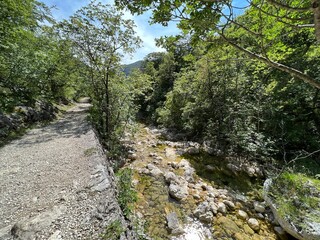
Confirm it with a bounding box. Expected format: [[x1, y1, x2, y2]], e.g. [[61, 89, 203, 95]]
[[248, 218, 260, 231]]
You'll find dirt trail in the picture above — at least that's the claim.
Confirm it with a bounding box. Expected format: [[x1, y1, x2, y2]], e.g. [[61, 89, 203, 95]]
[[0, 104, 124, 240]]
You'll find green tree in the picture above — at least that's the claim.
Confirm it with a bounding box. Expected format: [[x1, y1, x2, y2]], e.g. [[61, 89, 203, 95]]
[[116, 0, 320, 89], [0, 0, 67, 111], [58, 1, 141, 149]]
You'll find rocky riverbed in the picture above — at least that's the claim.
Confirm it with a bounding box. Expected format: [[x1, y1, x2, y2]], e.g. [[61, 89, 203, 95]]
[[122, 124, 295, 240]]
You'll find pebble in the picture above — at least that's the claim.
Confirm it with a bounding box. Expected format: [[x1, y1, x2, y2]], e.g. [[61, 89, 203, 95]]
[[254, 201, 266, 213], [128, 153, 137, 160], [237, 210, 248, 220], [223, 200, 235, 210], [217, 202, 227, 214]]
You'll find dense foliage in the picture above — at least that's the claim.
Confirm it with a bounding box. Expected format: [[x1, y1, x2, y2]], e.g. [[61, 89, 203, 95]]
[[1, 0, 319, 168], [0, 0, 141, 154], [0, 0, 85, 111], [120, 1, 320, 166], [58, 1, 141, 151]]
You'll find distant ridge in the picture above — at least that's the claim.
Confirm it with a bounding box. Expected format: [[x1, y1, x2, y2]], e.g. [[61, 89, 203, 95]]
[[122, 60, 143, 75]]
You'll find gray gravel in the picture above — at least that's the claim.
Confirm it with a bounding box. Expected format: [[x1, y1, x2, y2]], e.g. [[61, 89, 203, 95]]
[[0, 104, 126, 240]]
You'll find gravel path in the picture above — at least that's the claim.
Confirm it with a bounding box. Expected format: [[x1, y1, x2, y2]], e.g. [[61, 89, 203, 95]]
[[0, 104, 124, 240]]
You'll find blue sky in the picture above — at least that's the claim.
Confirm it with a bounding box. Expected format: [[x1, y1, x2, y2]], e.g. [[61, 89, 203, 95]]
[[40, 0, 247, 64], [40, 0, 180, 64]]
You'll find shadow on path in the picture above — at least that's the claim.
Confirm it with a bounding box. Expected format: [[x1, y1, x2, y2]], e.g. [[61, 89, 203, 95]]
[[16, 104, 92, 146]]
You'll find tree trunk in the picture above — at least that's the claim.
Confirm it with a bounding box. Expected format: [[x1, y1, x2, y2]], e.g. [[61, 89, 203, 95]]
[[313, 0, 320, 41], [105, 70, 110, 145]]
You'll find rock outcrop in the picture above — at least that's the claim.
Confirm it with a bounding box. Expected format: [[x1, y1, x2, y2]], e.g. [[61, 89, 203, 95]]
[[264, 178, 320, 240], [0, 101, 58, 142]]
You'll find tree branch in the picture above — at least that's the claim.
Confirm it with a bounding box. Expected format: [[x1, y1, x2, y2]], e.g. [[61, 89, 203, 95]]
[[218, 33, 320, 89], [266, 0, 312, 12]]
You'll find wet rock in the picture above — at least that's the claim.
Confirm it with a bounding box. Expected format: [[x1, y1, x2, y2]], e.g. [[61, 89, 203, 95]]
[[237, 210, 248, 220], [254, 201, 266, 213], [217, 202, 227, 214], [166, 212, 184, 235], [248, 218, 260, 231]]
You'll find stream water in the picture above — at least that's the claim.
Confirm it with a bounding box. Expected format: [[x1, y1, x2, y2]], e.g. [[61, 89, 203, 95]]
[[125, 124, 281, 240]]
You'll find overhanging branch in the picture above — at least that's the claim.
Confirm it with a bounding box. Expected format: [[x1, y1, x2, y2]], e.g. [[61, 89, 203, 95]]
[[218, 33, 320, 89], [266, 0, 312, 12]]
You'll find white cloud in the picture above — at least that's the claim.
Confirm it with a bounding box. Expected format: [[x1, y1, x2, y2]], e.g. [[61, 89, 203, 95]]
[[40, 0, 180, 64], [121, 11, 180, 63]]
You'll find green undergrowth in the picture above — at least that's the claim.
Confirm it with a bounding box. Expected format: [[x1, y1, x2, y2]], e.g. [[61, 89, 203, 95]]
[[116, 168, 138, 218], [270, 172, 320, 224], [100, 219, 124, 240], [185, 152, 262, 193]]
